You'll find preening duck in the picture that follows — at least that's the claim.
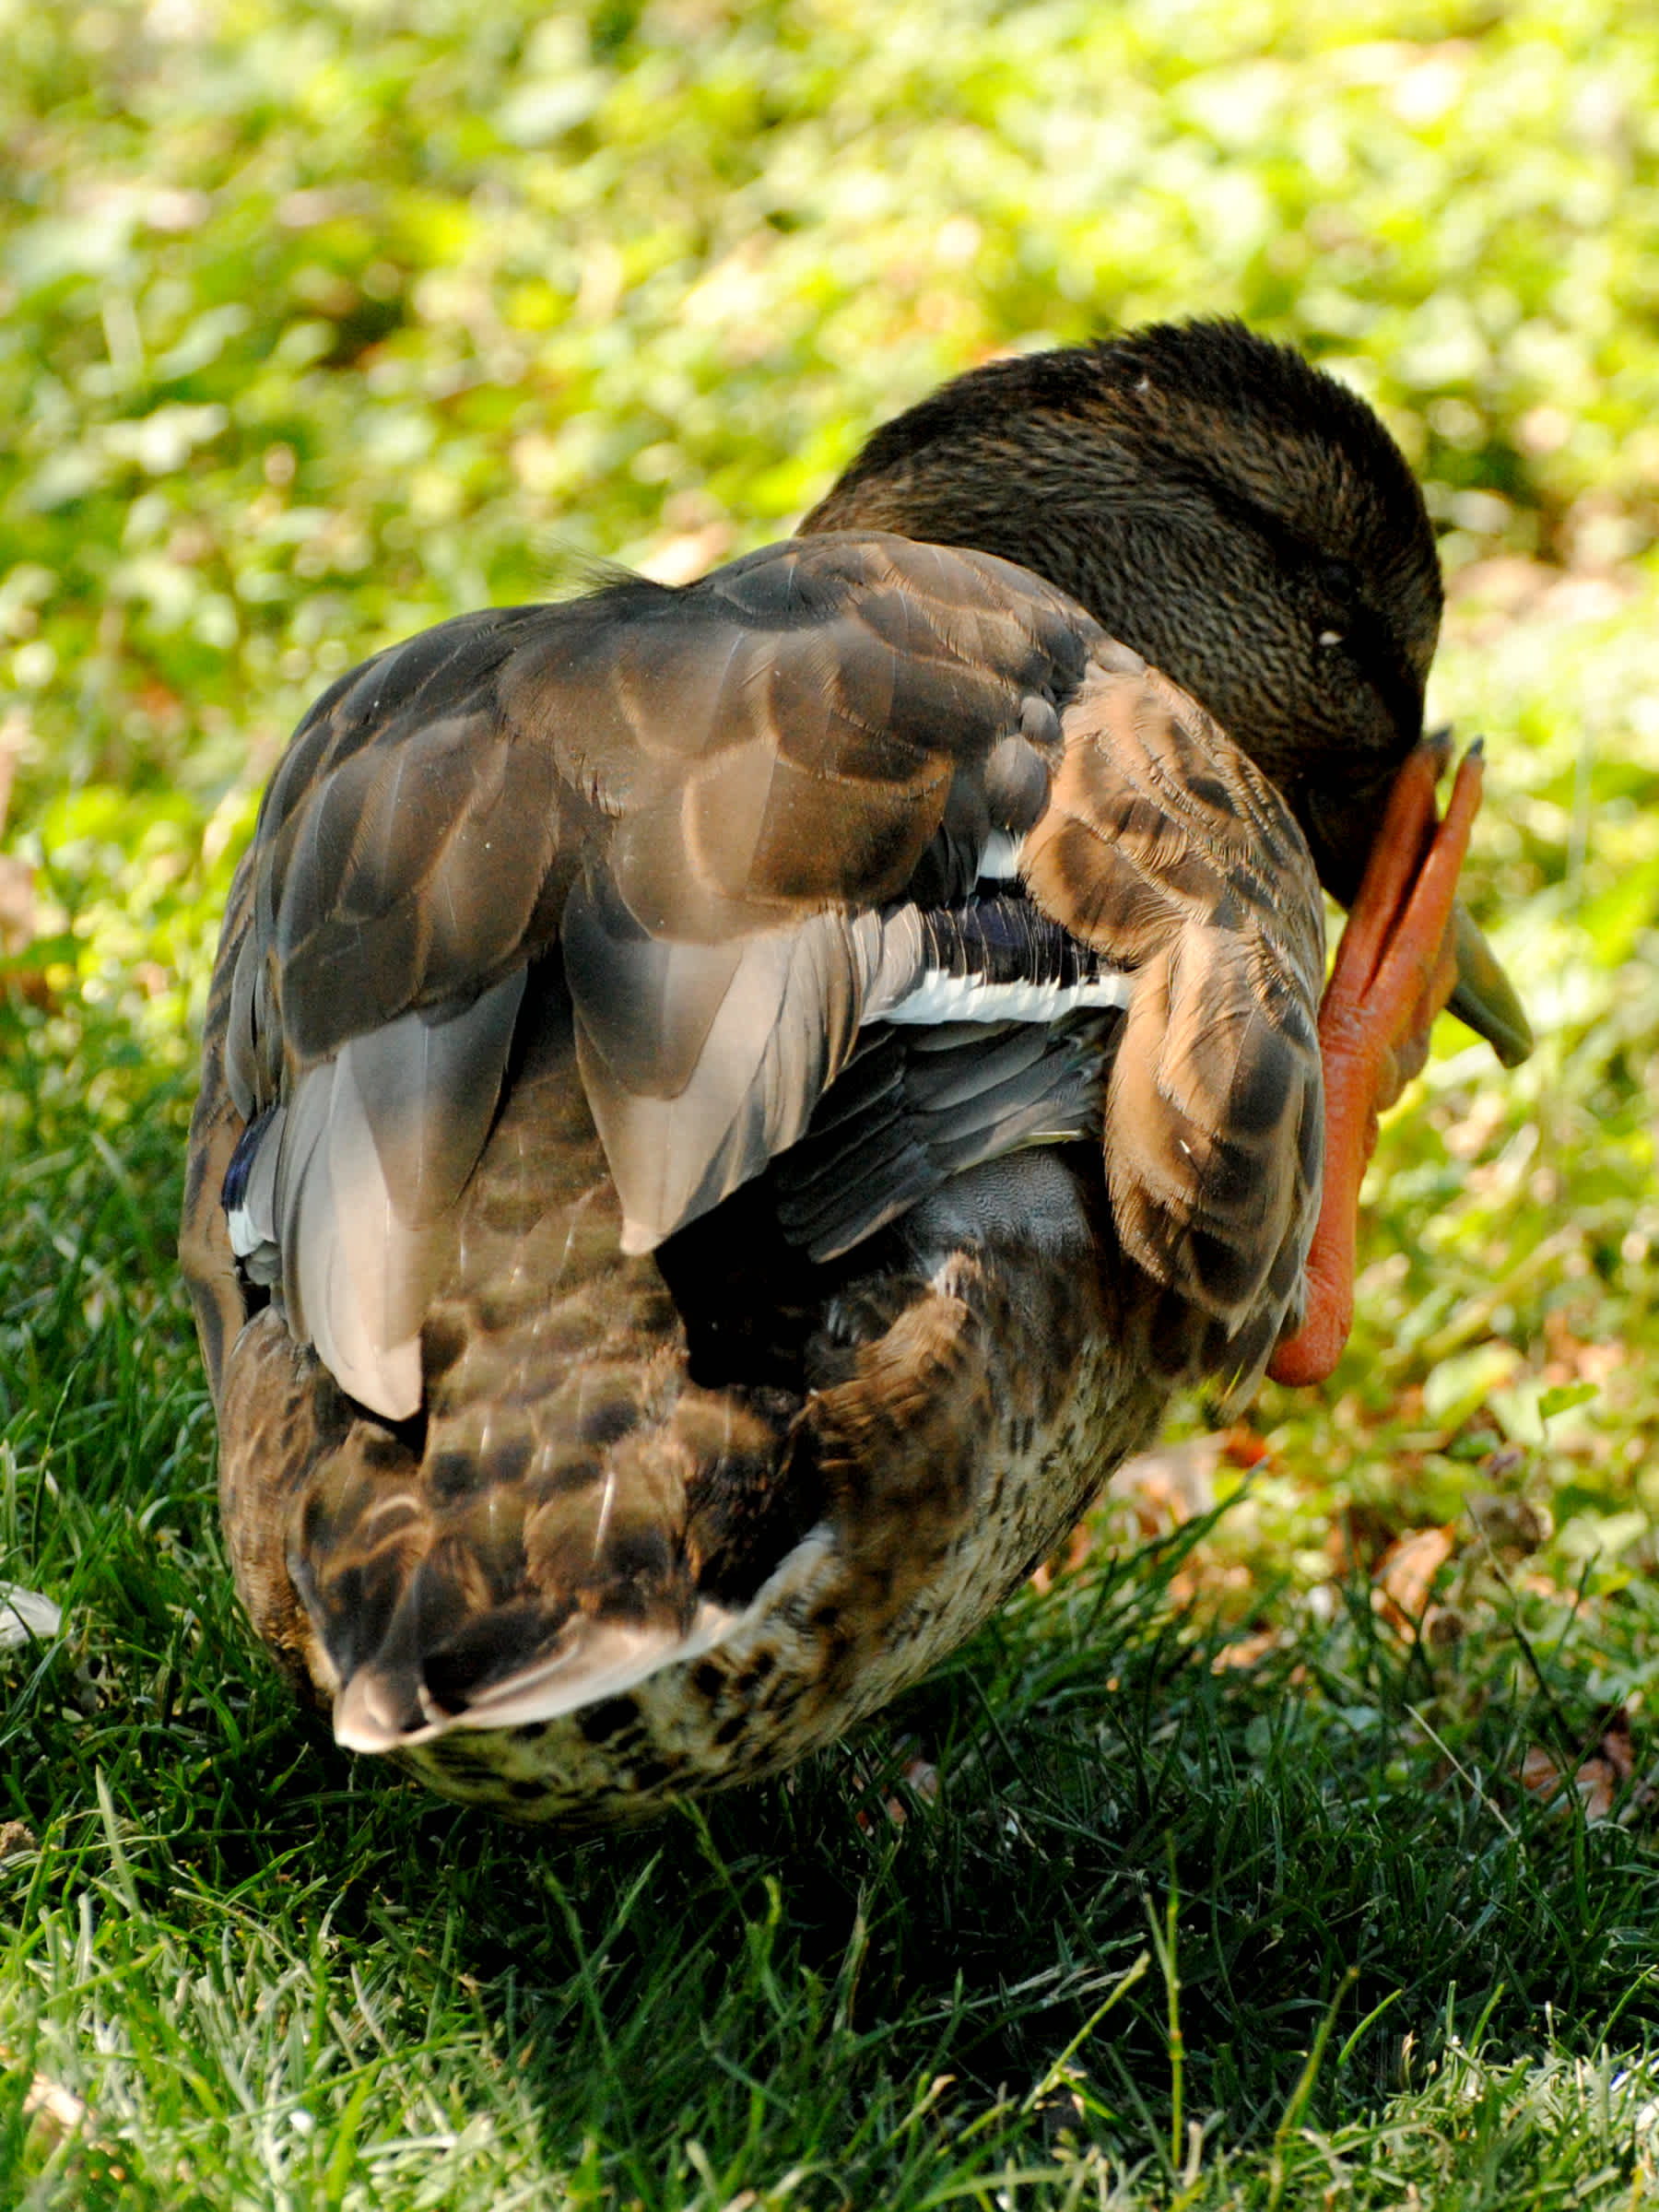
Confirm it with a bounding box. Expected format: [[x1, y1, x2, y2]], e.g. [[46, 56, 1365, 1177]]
[[182, 320, 1530, 1826]]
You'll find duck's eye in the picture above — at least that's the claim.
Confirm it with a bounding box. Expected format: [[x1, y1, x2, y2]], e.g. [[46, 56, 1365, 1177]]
[[1316, 629, 1344, 649]]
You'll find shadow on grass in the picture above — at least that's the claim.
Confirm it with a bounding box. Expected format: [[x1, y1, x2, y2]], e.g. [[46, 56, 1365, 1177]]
[[13, 1447, 1659, 2205]]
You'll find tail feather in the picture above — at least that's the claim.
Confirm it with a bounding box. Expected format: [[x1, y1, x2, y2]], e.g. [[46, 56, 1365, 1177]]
[[218, 977, 809, 1753]]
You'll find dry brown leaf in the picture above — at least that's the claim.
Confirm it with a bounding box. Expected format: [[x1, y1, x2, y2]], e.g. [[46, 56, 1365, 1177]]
[[1108, 1434, 1224, 1534], [1371, 1524, 1455, 1637], [1028, 1516, 1095, 1594], [1168, 1559, 1251, 1611], [1520, 1709, 1646, 1823], [1600, 1707, 1637, 1781], [1212, 1629, 1277, 1674], [854, 1753, 940, 1832]]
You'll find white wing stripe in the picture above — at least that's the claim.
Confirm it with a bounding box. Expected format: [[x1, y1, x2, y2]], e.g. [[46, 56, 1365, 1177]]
[[876, 968, 1134, 1027]]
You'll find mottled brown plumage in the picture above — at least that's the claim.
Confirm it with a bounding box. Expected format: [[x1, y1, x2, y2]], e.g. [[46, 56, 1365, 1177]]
[[183, 321, 1527, 1826]]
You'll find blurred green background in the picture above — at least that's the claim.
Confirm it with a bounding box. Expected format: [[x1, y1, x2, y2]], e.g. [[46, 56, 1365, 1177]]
[[6, 4, 1659, 2206], [6, 0, 1657, 812]]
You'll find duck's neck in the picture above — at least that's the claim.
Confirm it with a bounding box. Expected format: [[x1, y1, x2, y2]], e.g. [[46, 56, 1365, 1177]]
[[802, 423, 1140, 623]]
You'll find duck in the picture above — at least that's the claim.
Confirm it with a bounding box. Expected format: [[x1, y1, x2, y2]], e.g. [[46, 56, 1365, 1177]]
[[180, 319, 1531, 1827]]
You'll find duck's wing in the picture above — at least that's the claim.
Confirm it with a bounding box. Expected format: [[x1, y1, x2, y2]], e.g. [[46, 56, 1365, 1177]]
[[1022, 653, 1328, 1392], [191, 532, 1327, 1430], [193, 534, 1114, 1421], [739, 644, 1329, 1393]]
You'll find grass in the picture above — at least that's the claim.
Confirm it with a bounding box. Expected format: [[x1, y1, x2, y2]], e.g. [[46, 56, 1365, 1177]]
[[6, 2, 1659, 2205], [6, 1373, 1659, 2210], [5, 570, 1659, 2206]]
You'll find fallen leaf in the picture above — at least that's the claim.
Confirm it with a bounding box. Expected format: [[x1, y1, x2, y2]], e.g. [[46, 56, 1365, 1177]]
[[1372, 1525, 1455, 1637], [1520, 1708, 1647, 1823], [1029, 1516, 1095, 1594], [1212, 1629, 1277, 1674], [1108, 1435, 1224, 1533], [854, 1751, 940, 1831]]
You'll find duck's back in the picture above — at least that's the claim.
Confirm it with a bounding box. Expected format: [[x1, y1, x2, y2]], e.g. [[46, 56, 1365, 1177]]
[[182, 531, 1324, 1824]]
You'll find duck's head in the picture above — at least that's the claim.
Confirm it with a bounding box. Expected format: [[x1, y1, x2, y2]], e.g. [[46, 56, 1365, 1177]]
[[804, 318, 1529, 1065]]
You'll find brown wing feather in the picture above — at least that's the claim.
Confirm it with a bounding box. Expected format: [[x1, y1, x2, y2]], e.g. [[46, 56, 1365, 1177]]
[[194, 535, 1103, 1421], [1025, 653, 1325, 1380]]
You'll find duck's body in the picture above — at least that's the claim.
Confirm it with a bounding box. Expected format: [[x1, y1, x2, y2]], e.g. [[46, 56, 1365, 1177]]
[[182, 323, 1525, 1826]]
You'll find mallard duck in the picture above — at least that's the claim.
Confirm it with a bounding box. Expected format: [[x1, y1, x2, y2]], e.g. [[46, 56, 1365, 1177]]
[[181, 320, 1530, 1827]]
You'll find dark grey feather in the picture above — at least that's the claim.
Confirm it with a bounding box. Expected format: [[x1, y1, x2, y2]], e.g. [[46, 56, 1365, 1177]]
[[773, 1016, 1110, 1261]]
